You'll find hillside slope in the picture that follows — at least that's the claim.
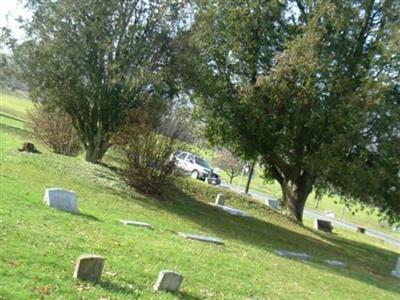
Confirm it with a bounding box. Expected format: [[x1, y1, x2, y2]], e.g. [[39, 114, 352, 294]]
[[0, 95, 399, 299]]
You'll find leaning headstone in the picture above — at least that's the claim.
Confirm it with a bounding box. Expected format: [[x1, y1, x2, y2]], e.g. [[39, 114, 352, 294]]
[[153, 270, 183, 292], [215, 193, 225, 205], [120, 220, 154, 229], [44, 188, 78, 214], [73, 254, 105, 281], [314, 219, 333, 233], [274, 249, 313, 260], [391, 257, 400, 278], [177, 232, 225, 245], [324, 259, 347, 268], [356, 227, 366, 234]]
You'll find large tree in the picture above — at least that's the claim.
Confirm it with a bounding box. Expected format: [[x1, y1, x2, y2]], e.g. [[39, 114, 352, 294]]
[[180, 0, 400, 223], [15, 0, 183, 162]]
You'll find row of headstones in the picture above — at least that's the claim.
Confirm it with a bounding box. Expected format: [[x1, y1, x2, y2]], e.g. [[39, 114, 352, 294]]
[[44, 189, 247, 218], [43, 188, 400, 279], [314, 218, 366, 235], [74, 254, 183, 292], [44, 187, 366, 235]]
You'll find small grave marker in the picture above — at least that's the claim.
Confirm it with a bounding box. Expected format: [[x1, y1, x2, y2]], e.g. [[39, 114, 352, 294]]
[[356, 227, 366, 234], [324, 259, 347, 268], [73, 254, 105, 281], [44, 188, 78, 214], [177, 232, 225, 245], [314, 219, 333, 233], [153, 270, 183, 292], [215, 193, 225, 205], [120, 220, 154, 229], [266, 198, 279, 210], [274, 249, 313, 260], [392, 257, 400, 278], [325, 210, 335, 218]]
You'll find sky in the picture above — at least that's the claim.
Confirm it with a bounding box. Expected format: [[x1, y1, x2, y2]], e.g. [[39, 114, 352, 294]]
[[0, 0, 32, 41]]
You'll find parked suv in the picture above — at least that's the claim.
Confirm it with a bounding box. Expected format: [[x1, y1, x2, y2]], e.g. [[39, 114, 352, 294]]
[[170, 151, 221, 185]]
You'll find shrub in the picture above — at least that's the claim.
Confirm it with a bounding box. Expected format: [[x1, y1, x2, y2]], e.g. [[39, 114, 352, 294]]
[[27, 105, 81, 156], [114, 103, 186, 194]]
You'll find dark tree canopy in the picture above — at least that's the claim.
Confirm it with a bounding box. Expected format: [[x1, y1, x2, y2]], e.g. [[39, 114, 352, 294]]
[[180, 0, 400, 223], [16, 0, 183, 162]]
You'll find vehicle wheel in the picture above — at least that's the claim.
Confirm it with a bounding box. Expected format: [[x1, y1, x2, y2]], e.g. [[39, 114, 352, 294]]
[[191, 170, 199, 179]]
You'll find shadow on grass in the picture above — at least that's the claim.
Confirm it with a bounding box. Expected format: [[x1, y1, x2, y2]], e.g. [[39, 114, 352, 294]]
[[94, 279, 136, 295], [166, 290, 202, 300], [108, 179, 400, 294], [78, 212, 102, 222]]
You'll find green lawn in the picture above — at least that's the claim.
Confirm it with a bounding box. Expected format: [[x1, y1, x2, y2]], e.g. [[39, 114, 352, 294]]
[[1, 93, 399, 299], [0, 92, 33, 121]]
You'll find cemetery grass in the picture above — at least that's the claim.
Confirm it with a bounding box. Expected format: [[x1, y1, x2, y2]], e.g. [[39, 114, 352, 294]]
[[222, 166, 398, 236], [0, 98, 400, 299]]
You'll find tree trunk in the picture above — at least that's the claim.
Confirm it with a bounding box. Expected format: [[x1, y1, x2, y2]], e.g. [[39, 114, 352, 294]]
[[245, 161, 255, 194], [229, 176, 233, 184], [280, 173, 315, 223], [84, 133, 110, 163]]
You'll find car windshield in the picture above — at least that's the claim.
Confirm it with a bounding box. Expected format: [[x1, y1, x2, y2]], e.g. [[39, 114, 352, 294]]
[[195, 157, 211, 169]]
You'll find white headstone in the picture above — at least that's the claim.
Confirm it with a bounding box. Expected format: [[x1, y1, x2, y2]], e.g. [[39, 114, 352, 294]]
[[120, 220, 154, 229], [73, 254, 105, 281], [215, 193, 225, 205], [44, 188, 78, 214], [177, 232, 225, 245], [392, 257, 400, 278], [153, 270, 183, 292]]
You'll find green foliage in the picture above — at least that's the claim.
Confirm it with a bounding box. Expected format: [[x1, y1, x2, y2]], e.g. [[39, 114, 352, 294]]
[[15, 0, 184, 162], [1, 106, 400, 299], [113, 102, 185, 194], [181, 0, 400, 223]]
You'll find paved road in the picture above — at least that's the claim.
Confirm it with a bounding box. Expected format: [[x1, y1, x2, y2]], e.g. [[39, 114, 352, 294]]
[[222, 183, 400, 249]]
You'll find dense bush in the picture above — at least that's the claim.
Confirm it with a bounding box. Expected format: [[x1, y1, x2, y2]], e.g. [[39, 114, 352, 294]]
[[28, 105, 81, 156], [114, 103, 187, 194]]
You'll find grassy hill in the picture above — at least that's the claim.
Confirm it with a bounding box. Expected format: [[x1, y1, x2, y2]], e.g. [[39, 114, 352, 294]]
[[0, 92, 399, 299]]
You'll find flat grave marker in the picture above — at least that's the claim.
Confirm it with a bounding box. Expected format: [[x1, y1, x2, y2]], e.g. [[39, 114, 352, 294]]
[[274, 249, 313, 260], [120, 220, 154, 230], [177, 232, 225, 245], [324, 259, 347, 268], [215, 204, 248, 217]]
